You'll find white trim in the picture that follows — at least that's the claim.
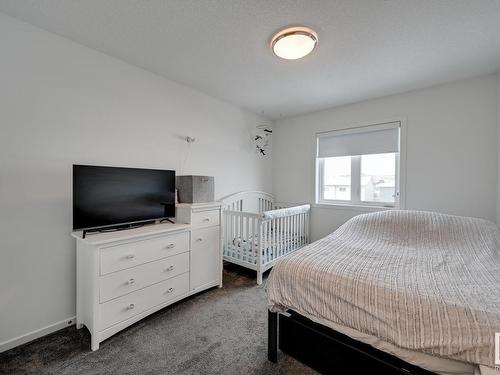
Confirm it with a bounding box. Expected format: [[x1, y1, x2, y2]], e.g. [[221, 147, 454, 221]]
[[0, 316, 76, 353], [398, 118, 408, 209], [351, 155, 362, 203]]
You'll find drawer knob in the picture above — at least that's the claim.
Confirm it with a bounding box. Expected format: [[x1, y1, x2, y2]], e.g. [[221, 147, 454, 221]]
[[127, 303, 135, 310], [166, 287, 174, 294], [126, 254, 135, 259], [165, 243, 175, 249], [196, 237, 203, 242], [165, 265, 175, 272], [203, 218, 210, 222], [127, 278, 135, 285]]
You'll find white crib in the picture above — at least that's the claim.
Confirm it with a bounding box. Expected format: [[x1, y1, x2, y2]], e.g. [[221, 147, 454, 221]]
[[220, 191, 310, 285]]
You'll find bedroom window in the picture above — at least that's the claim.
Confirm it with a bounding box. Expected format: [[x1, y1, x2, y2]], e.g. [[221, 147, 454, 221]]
[[316, 122, 401, 208]]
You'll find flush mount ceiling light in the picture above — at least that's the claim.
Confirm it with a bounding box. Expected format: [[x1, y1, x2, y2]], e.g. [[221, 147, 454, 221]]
[[271, 26, 318, 60]]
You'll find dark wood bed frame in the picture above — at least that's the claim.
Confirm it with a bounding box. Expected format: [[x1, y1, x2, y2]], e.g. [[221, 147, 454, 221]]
[[268, 310, 437, 375]]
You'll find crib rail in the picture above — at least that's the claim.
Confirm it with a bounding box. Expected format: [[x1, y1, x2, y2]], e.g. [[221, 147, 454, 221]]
[[221, 191, 310, 284], [223, 210, 262, 266], [260, 209, 310, 265], [226, 199, 243, 212], [223, 204, 310, 284], [272, 202, 294, 210], [220, 190, 274, 214], [259, 198, 273, 212]]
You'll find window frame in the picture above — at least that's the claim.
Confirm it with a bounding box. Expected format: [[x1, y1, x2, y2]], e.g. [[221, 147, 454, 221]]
[[315, 120, 406, 210]]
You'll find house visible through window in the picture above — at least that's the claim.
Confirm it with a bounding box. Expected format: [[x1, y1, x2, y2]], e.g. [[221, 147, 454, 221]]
[[316, 122, 401, 208]]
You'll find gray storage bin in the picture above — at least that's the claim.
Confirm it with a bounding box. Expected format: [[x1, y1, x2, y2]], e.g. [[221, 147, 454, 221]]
[[176, 175, 214, 203]]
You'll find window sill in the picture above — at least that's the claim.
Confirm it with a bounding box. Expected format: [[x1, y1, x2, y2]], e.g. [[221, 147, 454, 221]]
[[312, 203, 398, 212]]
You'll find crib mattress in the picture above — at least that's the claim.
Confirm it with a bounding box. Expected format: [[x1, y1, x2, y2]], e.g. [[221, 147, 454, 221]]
[[223, 234, 306, 264]]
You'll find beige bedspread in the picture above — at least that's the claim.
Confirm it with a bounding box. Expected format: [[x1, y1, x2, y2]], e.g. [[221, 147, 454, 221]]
[[267, 210, 500, 368]]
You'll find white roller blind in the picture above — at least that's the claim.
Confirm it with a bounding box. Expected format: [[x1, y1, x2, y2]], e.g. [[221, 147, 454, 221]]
[[317, 122, 400, 158]]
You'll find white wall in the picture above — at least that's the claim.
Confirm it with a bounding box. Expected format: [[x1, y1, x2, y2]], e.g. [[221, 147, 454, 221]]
[[274, 74, 499, 241], [0, 13, 271, 349], [497, 73, 500, 224]]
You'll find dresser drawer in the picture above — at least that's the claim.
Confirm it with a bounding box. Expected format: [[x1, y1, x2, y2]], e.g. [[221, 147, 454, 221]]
[[191, 209, 220, 228], [100, 231, 189, 275], [99, 273, 189, 330], [99, 252, 189, 303]]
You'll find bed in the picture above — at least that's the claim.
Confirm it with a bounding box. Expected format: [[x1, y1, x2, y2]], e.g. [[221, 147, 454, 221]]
[[267, 210, 500, 375], [220, 191, 310, 284]]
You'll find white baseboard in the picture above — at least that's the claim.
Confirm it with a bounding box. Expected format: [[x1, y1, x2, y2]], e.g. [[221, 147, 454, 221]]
[[0, 316, 76, 353]]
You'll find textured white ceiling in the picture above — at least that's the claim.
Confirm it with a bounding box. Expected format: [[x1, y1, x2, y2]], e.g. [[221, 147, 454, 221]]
[[1, 0, 500, 119]]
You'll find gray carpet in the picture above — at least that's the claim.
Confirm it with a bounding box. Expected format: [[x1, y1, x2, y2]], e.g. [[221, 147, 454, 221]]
[[0, 265, 317, 375]]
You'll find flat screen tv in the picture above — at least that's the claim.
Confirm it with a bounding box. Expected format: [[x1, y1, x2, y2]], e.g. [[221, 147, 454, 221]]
[[73, 165, 175, 230]]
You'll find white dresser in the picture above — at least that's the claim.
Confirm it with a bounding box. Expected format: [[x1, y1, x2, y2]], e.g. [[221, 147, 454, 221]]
[[73, 202, 222, 351]]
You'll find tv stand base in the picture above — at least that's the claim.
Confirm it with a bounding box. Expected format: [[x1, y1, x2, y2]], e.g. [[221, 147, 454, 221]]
[[82, 221, 155, 239]]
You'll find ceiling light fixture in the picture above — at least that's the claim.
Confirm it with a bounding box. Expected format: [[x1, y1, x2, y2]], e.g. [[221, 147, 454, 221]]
[[271, 26, 318, 60]]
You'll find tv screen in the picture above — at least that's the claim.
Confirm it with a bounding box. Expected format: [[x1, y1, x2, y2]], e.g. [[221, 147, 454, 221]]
[[73, 165, 175, 230]]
